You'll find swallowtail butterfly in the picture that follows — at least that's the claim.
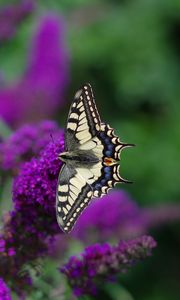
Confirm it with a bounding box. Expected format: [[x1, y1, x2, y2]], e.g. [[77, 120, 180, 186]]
[[56, 83, 133, 233]]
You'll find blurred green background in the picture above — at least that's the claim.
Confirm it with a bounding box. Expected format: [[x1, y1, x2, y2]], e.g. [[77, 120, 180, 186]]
[[0, 0, 180, 299]]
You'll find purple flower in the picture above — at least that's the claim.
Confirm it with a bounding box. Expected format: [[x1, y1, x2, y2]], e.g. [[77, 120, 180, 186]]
[[13, 138, 64, 214], [72, 190, 145, 242], [0, 120, 64, 173], [72, 190, 180, 244], [25, 14, 68, 99], [0, 278, 11, 300], [0, 0, 35, 41], [60, 235, 157, 296], [0, 132, 64, 293], [0, 14, 69, 128], [0, 121, 160, 297]]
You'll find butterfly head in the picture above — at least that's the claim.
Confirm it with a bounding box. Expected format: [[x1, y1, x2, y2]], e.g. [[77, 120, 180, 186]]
[[58, 152, 69, 163]]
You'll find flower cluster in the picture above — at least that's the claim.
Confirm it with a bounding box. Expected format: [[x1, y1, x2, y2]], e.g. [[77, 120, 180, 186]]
[[12, 138, 64, 216], [0, 0, 34, 42], [0, 14, 69, 128], [60, 235, 157, 296], [73, 190, 145, 242], [0, 278, 11, 300], [0, 120, 160, 297], [0, 120, 63, 173], [73, 191, 180, 244], [0, 128, 64, 293]]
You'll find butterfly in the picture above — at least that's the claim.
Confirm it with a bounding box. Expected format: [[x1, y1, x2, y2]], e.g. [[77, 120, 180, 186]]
[[56, 83, 134, 233]]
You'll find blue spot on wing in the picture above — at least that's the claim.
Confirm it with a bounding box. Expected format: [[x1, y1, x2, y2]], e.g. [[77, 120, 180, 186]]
[[105, 173, 111, 179], [105, 137, 111, 144], [99, 132, 105, 138], [105, 150, 112, 157], [99, 131, 115, 158], [95, 183, 101, 189], [101, 179, 106, 185], [104, 167, 111, 173], [107, 144, 114, 151]]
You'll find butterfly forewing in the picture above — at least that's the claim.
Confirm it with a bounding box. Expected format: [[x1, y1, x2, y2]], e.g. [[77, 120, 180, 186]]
[[65, 84, 101, 151]]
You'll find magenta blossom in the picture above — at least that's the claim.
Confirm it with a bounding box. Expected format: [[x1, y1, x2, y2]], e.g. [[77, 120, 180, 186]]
[[60, 235, 157, 297], [0, 14, 69, 128], [72, 190, 145, 242], [0, 120, 64, 173], [0, 124, 64, 294]]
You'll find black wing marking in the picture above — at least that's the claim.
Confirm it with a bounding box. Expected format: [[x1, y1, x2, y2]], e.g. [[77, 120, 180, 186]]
[[65, 83, 101, 151], [98, 123, 132, 161], [92, 163, 122, 198], [88, 123, 132, 198], [56, 163, 93, 233]]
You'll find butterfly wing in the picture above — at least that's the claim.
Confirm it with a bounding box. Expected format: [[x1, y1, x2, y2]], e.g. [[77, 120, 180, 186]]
[[65, 83, 101, 151], [56, 164, 93, 233], [57, 83, 132, 232], [91, 123, 132, 198]]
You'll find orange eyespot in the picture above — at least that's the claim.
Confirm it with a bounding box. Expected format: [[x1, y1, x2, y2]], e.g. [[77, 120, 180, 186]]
[[104, 157, 116, 166]]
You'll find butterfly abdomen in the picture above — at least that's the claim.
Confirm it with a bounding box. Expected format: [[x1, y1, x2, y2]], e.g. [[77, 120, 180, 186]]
[[59, 150, 100, 165]]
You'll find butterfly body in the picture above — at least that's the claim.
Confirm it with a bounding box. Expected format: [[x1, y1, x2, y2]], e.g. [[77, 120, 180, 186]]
[[56, 83, 133, 233], [59, 150, 100, 165]]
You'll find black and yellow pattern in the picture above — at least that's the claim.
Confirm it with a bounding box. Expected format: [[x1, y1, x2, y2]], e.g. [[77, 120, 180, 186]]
[[56, 83, 133, 233]]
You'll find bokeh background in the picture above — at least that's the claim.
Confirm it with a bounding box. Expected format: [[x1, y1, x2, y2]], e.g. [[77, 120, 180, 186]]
[[0, 0, 180, 299]]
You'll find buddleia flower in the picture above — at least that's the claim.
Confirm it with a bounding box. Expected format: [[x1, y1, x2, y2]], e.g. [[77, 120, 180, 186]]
[[60, 235, 157, 297], [0, 14, 69, 128], [72, 190, 144, 242], [0, 120, 63, 174], [0, 130, 64, 293], [72, 191, 180, 243]]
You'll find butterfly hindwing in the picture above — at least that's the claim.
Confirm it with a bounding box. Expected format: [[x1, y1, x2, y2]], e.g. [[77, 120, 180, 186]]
[[56, 164, 93, 232], [91, 123, 129, 197], [92, 163, 122, 198], [65, 83, 101, 151], [99, 123, 124, 160]]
